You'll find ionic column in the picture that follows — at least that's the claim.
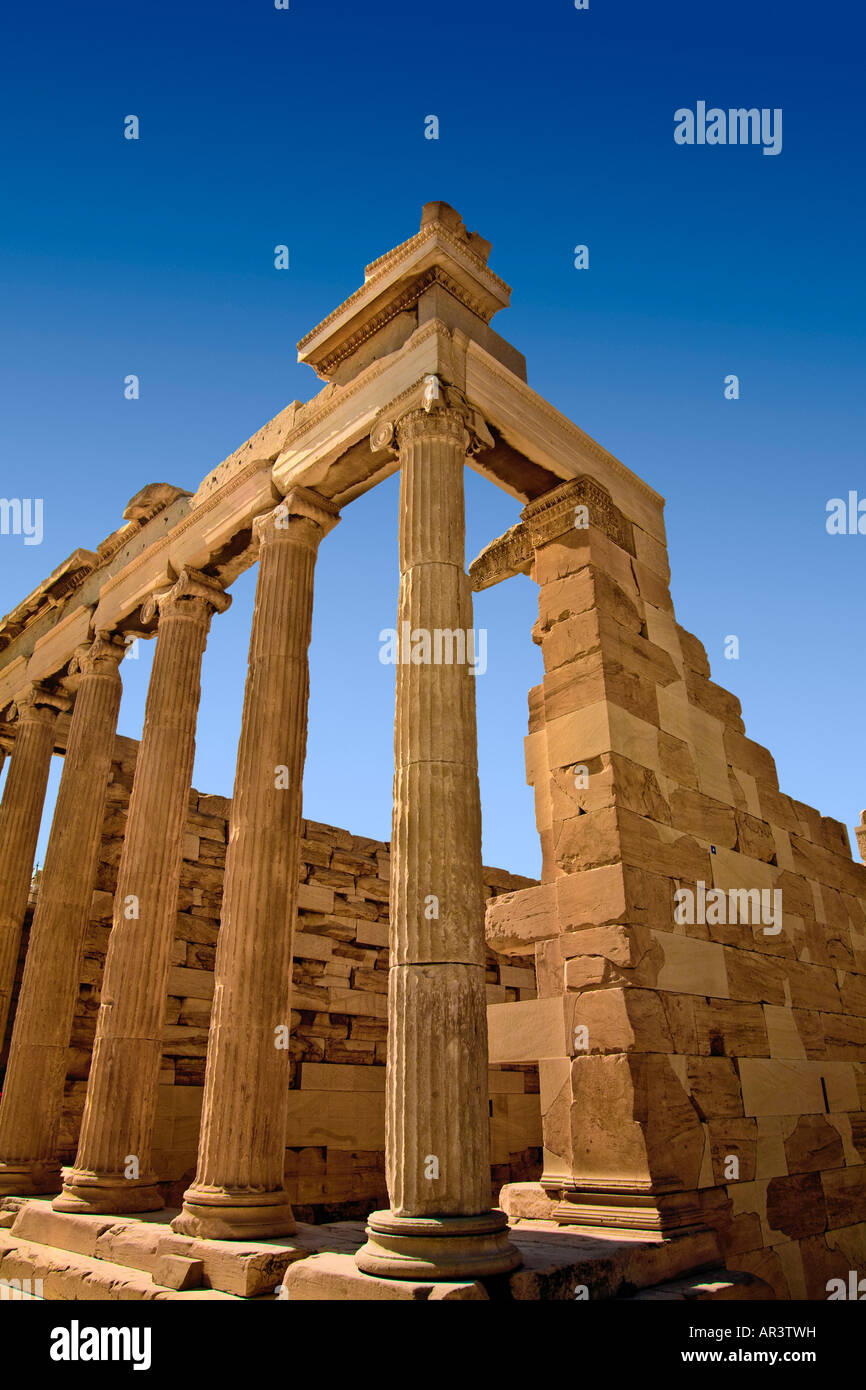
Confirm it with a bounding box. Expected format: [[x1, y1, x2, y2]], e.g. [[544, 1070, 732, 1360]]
[[0, 634, 127, 1195], [0, 684, 69, 1045], [173, 490, 339, 1240], [355, 401, 520, 1280], [54, 570, 230, 1214]]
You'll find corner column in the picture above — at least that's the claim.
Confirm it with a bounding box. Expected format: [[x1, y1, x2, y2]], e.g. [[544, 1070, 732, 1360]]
[[0, 634, 127, 1195], [355, 402, 520, 1280], [0, 684, 69, 1044], [54, 570, 230, 1214], [172, 489, 339, 1240]]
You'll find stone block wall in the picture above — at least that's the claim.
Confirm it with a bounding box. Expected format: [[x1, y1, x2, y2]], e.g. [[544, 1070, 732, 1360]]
[[7, 733, 542, 1219], [485, 479, 866, 1299]]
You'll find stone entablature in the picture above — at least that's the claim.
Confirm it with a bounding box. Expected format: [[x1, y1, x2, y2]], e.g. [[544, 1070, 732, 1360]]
[[0, 211, 661, 719]]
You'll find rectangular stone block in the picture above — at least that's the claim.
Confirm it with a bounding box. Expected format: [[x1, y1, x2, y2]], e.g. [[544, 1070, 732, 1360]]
[[653, 931, 729, 997], [685, 1057, 744, 1118], [153, 1254, 204, 1291], [693, 999, 769, 1057], [740, 1059, 826, 1116], [283, 1090, 385, 1150], [487, 996, 569, 1063], [300, 1063, 384, 1092], [280, 1252, 488, 1300], [297, 882, 336, 913], [166, 966, 214, 1001], [763, 1006, 807, 1060], [490, 1093, 543, 1160], [723, 948, 787, 1006]]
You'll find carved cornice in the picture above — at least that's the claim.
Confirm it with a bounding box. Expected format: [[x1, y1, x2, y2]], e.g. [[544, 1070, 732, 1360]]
[[362, 220, 504, 289], [468, 524, 532, 592], [313, 266, 492, 379], [297, 219, 511, 356], [468, 477, 635, 591], [522, 477, 635, 556], [0, 550, 97, 653]]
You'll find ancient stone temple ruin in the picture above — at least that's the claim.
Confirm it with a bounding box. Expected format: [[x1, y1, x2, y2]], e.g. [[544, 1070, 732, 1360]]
[[0, 203, 864, 1302]]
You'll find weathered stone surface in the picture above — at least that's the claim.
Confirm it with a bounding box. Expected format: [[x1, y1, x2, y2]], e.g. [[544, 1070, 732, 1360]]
[[497, 1182, 561, 1221], [354, 403, 519, 1280], [821, 1164, 866, 1229], [0, 636, 126, 1196], [765, 1173, 827, 1239], [707, 1118, 757, 1183], [56, 570, 230, 1216], [506, 1224, 721, 1301], [281, 1251, 488, 1300], [686, 1058, 744, 1119], [739, 1059, 826, 1117], [668, 786, 737, 848], [152, 1253, 204, 1290], [783, 1116, 844, 1175], [0, 688, 67, 1043], [174, 496, 337, 1242], [693, 999, 769, 1057]]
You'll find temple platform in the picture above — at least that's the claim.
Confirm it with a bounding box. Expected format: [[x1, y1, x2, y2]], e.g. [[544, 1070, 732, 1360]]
[[0, 1196, 773, 1302]]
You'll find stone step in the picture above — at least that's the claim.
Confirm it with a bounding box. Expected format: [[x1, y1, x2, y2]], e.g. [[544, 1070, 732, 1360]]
[[3, 1199, 312, 1298], [505, 1219, 725, 1300], [625, 1269, 776, 1301], [0, 1231, 239, 1301], [0, 1198, 775, 1302], [281, 1252, 490, 1300]]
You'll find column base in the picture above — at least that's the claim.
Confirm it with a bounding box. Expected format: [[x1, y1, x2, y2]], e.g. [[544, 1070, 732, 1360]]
[[0, 1160, 62, 1197], [52, 1171, 165, 1215], [170, 1187, 296, 1241], [542, 1181, 704, 1235], [354, 1209, 522, 1281]]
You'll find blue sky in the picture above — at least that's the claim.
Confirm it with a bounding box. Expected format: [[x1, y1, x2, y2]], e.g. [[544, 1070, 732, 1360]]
[[1, 0, 864, 877]]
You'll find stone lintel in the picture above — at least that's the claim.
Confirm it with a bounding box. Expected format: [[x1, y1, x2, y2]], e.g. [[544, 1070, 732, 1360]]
[[0, 230, 666, 714]]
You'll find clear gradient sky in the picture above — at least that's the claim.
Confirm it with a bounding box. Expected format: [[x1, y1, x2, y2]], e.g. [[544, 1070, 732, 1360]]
[[1, 0, 864, 878]]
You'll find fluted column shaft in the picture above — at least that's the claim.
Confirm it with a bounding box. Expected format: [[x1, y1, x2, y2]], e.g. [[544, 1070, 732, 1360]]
[[356, 403, 519, 1280], [0, 636, 126, 1195], [173, 490, 338, 1240], [390, 407, 489, 1214], [0, 686, 68, 1044], [54, 571, 229, 1215]]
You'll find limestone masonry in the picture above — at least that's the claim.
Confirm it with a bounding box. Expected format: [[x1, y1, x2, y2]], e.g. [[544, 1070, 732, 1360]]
[[0, 204, 864, 1301]]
